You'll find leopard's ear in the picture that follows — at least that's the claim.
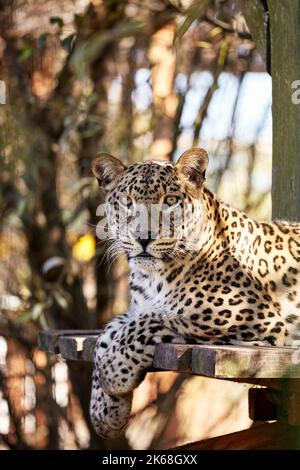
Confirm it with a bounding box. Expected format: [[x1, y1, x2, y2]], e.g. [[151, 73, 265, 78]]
[[92, 153, 127, 193], [175, 148, 208, 187]]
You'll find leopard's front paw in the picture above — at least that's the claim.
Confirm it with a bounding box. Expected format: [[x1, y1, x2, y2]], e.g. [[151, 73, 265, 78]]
[[90, 387, 132, 439], [99, 351, 147, 396]]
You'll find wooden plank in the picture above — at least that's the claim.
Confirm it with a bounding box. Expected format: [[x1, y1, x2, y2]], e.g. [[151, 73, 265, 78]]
[[191, 344, 300, 378], [172, 422, 300, 450], [153, 344, 300, 389], [153, 343, 192, 373], [82, 336, 98, 361], [39, 332, 300, 383], [58, 335, 98, 361], [38, 330, 101, 354], [58, 336, 84, 361]]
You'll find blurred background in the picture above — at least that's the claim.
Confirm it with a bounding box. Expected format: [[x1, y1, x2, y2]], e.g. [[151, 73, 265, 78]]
[[0, 0, 272, 450]]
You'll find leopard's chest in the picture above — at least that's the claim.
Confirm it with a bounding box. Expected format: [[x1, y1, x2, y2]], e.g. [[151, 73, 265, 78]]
[[129, 269, 173, 314]]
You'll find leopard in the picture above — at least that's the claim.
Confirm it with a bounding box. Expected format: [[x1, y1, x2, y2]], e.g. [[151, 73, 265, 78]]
[[90, 147, 300, 439]]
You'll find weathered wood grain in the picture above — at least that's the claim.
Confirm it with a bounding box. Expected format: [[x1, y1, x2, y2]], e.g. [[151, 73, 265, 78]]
[[82, 336, 98, 361], [153, 343, 300, 379], [153, 344, 300, 391], [153, 343, 192, 373], [172, 422, 300, 450], [191, 344, 300, 378], [58, 335, 98, 361]]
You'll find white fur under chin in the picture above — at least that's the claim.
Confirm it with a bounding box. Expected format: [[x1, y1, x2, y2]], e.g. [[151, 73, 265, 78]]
[[128, 257, 165, 271]]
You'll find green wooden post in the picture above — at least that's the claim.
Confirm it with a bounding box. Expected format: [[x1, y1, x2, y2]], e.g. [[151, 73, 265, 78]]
[[269, 0, 300, 220], [243, 1, 300, 221]]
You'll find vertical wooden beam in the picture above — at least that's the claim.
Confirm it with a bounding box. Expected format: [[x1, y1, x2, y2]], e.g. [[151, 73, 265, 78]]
[[248, 388, 280, 421], [269, 0, 300, 220], [287, 392, 300, 425]]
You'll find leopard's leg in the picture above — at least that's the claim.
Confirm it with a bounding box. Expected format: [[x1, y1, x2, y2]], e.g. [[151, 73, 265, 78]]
[[90, 311, 134, 438], [98, 315, 194, 396], [93, 310, 287, 437], [90, 365, 132, 438], [99, 309, 288, 397]]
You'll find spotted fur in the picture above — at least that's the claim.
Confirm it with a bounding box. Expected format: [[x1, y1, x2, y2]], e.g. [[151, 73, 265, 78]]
[[90, 148, 300, 438]]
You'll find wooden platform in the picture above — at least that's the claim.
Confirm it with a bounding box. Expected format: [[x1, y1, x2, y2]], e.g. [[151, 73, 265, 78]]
[[38, 330, 300, 379], [38, 330, 300, 449]]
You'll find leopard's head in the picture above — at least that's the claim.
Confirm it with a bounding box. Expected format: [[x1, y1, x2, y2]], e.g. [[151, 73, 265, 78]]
[[92, 148, 209, 269]]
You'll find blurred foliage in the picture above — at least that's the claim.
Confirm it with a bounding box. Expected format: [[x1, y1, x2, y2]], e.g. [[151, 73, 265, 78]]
[[72, 234, 95, 262], [0, 0, 270, 450]]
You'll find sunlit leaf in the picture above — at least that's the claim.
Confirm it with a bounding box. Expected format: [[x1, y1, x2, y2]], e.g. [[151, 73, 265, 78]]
[[195, 41, 213, 48], [208, 26, 223, 38], [217, 40, 230, 66], [72, 233, 95, 262]]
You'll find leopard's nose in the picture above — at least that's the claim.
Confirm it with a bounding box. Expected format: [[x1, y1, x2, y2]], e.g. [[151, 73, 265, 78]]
[[136, 231, 153, 251], [137, 238, 150, 251]]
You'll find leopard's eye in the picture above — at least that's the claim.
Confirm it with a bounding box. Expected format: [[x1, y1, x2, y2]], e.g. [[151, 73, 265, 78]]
[[120, 195, 133, 208], [164, 195, 181, 207]]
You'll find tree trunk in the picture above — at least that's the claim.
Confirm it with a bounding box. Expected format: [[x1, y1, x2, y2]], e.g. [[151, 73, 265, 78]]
[[241, 0, 269, 67]]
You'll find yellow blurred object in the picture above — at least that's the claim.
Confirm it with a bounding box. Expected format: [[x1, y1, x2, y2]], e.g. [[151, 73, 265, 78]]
[[72, 234, 95, 262], [195, 41, 213, 48], [208, 26, 223, 38], [33, 349, 47, 368], [0, 238, 11, 259]]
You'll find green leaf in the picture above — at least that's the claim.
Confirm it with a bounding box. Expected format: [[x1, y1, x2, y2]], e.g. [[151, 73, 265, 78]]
[[16, 310, 33, 324], [50, 16, 64, 28], [18, 43, 33, 63]]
